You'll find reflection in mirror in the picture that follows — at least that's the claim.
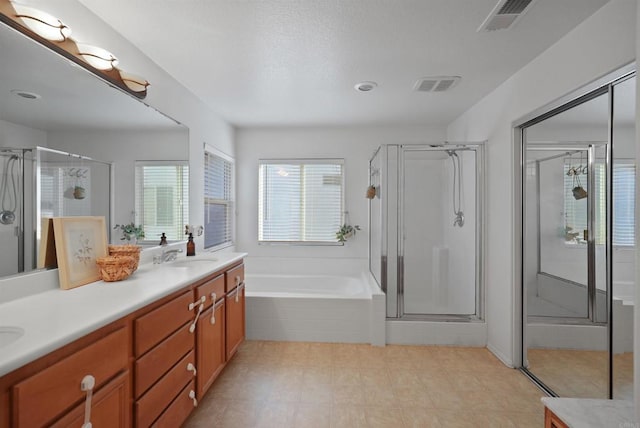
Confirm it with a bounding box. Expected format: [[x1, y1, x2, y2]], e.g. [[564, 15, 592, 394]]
[[522, 73, 636, 400], [0, 21, 188, 280], [524, 91, 609, 398]]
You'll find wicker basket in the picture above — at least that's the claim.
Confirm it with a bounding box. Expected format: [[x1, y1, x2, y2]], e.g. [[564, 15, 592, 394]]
[[108, 244, 141, 271], [96, 256, 135, 282]]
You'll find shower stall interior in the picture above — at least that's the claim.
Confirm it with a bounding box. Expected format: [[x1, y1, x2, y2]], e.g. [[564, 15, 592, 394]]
[[369, 143, 484, 320]]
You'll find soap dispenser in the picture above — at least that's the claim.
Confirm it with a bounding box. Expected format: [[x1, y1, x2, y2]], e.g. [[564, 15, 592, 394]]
[[159, 233, 168, 247], [186, 233, 195, 256]]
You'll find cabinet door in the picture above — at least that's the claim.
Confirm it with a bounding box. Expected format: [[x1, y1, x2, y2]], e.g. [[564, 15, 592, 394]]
[[13, 328, 128, 427], [50, 371, 130, 428], [197, 300, 226, 398], [225, 284, 245, 360]]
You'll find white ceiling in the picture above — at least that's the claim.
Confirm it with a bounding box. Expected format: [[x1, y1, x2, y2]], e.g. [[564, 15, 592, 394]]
[[78, 0, 609, 128]]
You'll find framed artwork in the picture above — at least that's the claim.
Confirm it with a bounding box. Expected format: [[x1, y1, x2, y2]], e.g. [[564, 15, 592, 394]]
[[52, 216, 108, 290]]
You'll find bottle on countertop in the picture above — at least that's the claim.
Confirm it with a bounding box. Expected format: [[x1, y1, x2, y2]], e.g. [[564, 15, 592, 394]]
[[186, 233, 195, 256], [159, 233, 168, 247]]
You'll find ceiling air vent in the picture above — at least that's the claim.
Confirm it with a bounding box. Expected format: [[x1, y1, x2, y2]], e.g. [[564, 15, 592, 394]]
[[478, 0, 538, 32], [414, 76, 461, 93]]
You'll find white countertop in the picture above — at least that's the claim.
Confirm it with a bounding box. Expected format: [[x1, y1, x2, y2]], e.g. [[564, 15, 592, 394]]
[[0, 252, 246, 377], [542, 397, 636, 427]]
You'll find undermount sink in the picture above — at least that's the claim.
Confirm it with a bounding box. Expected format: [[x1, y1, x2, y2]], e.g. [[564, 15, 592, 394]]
[[166, 258, 218, 268], [0, 326, 24, 348]]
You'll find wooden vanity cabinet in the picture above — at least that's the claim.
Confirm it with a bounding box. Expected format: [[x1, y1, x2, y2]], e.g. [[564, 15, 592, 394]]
[[0, 257, 246, 428], [11, 327, 129, 427], [544, 407, 569, 428], [225, 280, 245, 360], [134, 290, 197, 427]]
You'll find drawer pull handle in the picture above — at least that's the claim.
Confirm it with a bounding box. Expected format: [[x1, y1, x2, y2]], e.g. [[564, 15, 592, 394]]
[[187, 362, 197, 377], [188, 296, 206, 311], [235, 275, 241, 286], [189, 301, 204, 333], [235, 283, 244, 303], [189, 389, 198, 407], [210, 292, 218, 324], [80, 374, 95, 428]]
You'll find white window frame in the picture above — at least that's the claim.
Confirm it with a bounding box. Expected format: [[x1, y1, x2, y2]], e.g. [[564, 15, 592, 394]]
[[134, 160, 189, 243], [258, 158, 345, 246], [204, 144, 235, 251]]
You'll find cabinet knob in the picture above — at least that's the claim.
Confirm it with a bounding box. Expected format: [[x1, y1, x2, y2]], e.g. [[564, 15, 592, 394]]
[[235, 275, 241, 286], [186, 362, 197, 377], [188, 390, 198, 407]]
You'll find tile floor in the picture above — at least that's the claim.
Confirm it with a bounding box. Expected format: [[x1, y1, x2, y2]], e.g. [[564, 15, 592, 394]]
[[184, 341, 545, 428], [527, 348, 634, 399]]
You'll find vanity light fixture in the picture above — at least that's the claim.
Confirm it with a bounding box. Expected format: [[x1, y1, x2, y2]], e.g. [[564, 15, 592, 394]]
[[11, 3, 70, 42], [119, 70, 150, 93], [0, 0, 149, 98], [76, 44, 119, 71]]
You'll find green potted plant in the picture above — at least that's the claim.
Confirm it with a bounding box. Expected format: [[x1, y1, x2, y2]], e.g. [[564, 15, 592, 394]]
[[114, 222, 145, 244], [336, 223, 360, 242]]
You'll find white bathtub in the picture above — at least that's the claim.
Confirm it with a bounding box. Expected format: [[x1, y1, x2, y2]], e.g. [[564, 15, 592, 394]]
[[245, 274, 370, 299], [244, 272, 385, 345]]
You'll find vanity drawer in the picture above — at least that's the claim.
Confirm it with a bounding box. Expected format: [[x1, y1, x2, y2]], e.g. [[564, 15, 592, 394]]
[[135, 322, 193, 398], [136, 350, 195, 428], [135, 290, 193, 357], [225, 264, 244, 292], [196, 273, 225, 308], [12, 328, 127, 428], [152, 380, 196, 428]]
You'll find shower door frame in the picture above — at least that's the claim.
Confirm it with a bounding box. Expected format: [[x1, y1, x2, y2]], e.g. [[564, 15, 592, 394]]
[[513, 63, 636, 398], [394, 143, 485, 321]]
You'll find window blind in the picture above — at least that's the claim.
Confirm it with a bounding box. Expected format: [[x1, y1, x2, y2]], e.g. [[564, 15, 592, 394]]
[[204, 149, 233, 249], [135, 161, 189, 241], [564, 162, 635, 246], [258, 160, 344, 243]]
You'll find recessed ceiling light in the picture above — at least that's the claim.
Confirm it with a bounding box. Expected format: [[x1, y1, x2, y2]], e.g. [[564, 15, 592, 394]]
[[10, 90, 41, 100], [354, 81, 378, 92]]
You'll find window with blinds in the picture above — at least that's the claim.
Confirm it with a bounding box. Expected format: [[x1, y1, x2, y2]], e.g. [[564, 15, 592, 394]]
[[258, 159, 344, 244], [564, 162, 635, 246], [135, 161, 189, 242], [204, 148, 234, 249]]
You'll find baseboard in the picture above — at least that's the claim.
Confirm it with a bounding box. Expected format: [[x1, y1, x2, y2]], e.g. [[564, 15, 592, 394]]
[[487, 342, 513, 368]]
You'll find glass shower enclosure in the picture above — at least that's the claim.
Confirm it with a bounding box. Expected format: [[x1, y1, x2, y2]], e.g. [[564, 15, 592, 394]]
[[369, 143, 484, 320]]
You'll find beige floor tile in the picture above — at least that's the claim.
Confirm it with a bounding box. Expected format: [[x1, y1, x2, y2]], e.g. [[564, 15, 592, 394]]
[[365, 407, 406, 428], [401, 407, 441, 428], [185, 341, 547, 428], [256, 402, 296, 428], [330, 404, 367, 428], [300, 382, 334, 404], [293, 404, 331, 428]]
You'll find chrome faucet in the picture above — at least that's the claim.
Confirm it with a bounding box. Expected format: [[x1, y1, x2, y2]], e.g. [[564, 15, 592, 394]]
[[153, 247, 183, 264], [162, 248, 183, 262]]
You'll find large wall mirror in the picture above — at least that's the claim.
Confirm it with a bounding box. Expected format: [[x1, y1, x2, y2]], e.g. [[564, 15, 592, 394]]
[[519, 67, 635, 400], [0, 21, 189, 278]]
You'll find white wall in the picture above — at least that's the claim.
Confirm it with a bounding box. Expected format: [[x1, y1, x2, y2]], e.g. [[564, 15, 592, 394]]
[[236, 126, 445, 263], [447, 0, 637, 366], [48, 128, 189, 240]]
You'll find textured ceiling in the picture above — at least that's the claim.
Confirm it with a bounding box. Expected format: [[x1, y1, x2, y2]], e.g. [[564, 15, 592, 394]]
[[78, 0, 609, 127]]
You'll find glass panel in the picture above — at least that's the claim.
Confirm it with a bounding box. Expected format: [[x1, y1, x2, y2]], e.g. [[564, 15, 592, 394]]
[[523, 90, 609, 398], [369, 150, 383, 287], [401, 148, 477, 315], [612, 76, 635, 400]]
